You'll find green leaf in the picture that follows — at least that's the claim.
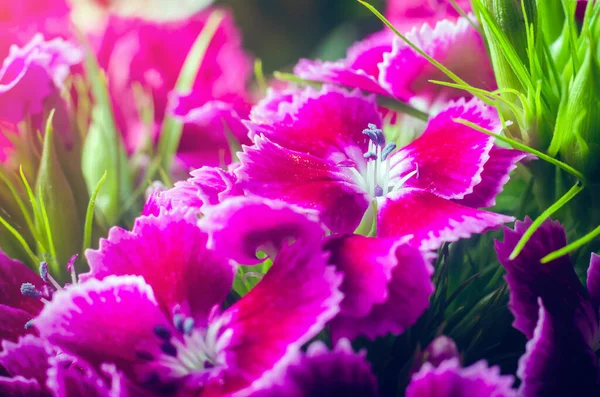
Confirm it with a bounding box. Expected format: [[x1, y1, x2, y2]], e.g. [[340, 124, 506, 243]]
[[155, 10, 226, 174], [82, 170, 107, 255]]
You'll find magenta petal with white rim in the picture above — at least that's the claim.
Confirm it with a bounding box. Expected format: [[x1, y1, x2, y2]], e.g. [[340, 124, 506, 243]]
[[380, 17, 495, 103], [406, 358, 516, 397], [378, 189, 514, 251], [83, 210, 236, 324]]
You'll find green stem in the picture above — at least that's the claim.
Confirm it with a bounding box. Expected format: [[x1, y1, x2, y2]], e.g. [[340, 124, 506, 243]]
[[509, 181, 584, 260], [541, 225, 600, 263], [82, 171, 107, 254]]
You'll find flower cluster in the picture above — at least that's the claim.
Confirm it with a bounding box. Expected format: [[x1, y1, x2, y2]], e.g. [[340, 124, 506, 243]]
[[1, 0, 599, 396]]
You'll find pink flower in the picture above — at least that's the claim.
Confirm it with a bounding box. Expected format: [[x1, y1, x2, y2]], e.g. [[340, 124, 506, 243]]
[[96, 7, 252, 170], [0, 0, 71, 60], [386, 0, 472, 33], [238, 86, 523, 250]]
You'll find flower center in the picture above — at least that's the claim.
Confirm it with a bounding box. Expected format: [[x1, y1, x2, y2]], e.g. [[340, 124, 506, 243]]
[[136, 310, 230, 392], [346, 124, 418, 200]]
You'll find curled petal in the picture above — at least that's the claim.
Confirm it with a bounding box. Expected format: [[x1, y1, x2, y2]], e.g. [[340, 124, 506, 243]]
[[378, 188, 513, 251], [199, 196, 325, 265], [215, 243, 343, 394], [517, 300, 600, 397], [0, 305, 42, 342], [330, 240, 434, 341], [248, 339, 379, 397], [0, 250, 44, 316], [495, 218, 589, 339], [406, 358, 516, 397], [237, 135, 369, 234], [380, 17, 495, 102], [389, 98, 499, 200], [84, 211, 235, 324]]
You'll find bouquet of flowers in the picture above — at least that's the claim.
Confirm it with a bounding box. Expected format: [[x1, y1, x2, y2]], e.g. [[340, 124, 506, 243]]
[[0, 0, 599, 396]]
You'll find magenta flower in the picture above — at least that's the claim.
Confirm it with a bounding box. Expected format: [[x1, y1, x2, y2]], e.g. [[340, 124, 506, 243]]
[[386, 0, 472, 33], [0, 251, 44, 342], [248, 339, 379, 397], [295, 17, 494, 108], [495, 218, 600, 395], [0, 34, 82, 137], [33, 206, 343, 395], [238, 86, 521, 250], [406, 358, 516, 397], [96, 8, 252, 169]]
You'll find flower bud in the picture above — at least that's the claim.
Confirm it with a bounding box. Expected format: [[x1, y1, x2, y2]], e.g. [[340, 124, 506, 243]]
[[555, 36, 600, 181]]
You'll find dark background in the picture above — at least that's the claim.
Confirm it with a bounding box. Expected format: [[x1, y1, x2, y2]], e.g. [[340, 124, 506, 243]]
[[218, 0, 386, 73]]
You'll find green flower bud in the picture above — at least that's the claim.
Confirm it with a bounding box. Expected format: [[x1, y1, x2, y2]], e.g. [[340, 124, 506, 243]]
[[555, 36, 600, 181], [35, 119, 83, 279]]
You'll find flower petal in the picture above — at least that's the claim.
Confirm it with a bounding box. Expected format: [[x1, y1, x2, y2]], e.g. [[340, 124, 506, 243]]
[[0, 305, 41, 342], [0, 335, 51, 388], [248, 339, 379, 397], [495, 218, 589, 339], [215, 243, 343, 394], [587, 253, 600, 307], [293, 31, 392, 97], [0, 34, 82, 125], [380, 17, 495, 102], [517, 300, 600, 397], [378, 188, 513, 251], [237, 135, 369, 234], [83, 211, 235, 323], [406, 358, 516, 397], [330, 239, 434, 340], [0, 376, 44, 396], [199, 196, 325, 265], [144, 166, 242, 216], [386, 0, 472, 32], [247, 85, 381, 159], [0, 250, 44, 316], [325, 235, 398, 317], [35, 276, 168, 374], [455, 146, 529, 208], [389, 98, 498, 200]]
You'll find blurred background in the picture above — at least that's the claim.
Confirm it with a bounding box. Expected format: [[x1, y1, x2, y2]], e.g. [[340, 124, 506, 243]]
[[217, 0, 385, 72]]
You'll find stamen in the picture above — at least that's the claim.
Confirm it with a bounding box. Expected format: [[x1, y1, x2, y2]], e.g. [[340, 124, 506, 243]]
[[39, 262, 62, 291], [136, 351, 155, 361], [362, 124, 385, 147], [173, 314, 185, 333], [21, 283, 43, 299], [24, 320, 34, 330], [363, 151, 377, 160], [154, 325, 172, 341], [392, 169, 420, 192], [182, 318, 195, 336], [66, 254, 79, 285], [381, 143, 397, 161], [375, 186, 384, 197], [160, 342, 178, 357]]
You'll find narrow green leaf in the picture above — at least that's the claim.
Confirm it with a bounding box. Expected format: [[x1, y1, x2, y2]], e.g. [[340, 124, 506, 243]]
[[0, 214, 39, 264], [156, 10, 226, 173], [0, 171, 36, 238], [254, 59, 267, 95], [541, 225, 600, 263], [37, 186, 58, 269], [82, 170, 107, 254], [509, 181, 584, 260]]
